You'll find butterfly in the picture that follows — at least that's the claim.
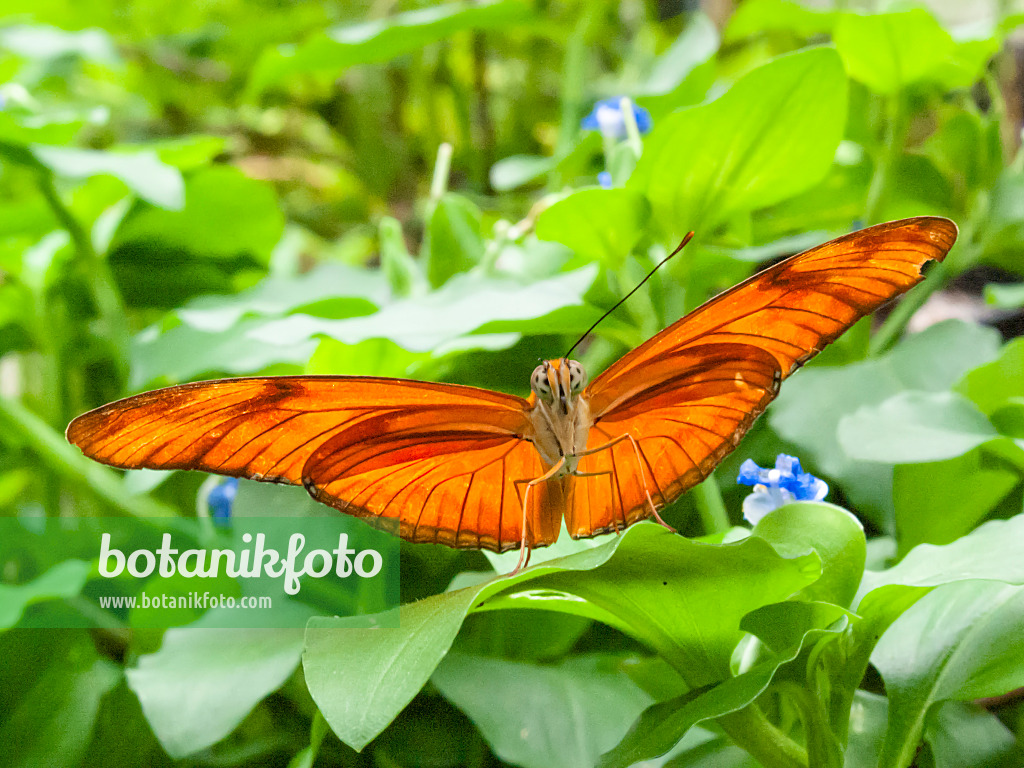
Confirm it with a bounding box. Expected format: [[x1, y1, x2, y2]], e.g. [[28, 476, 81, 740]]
[[67, 217, 957, 569]]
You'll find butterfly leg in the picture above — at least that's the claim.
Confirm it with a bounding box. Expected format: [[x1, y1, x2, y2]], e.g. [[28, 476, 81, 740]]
[[511, 457, 566, 575], [574, 433, 674, 532]]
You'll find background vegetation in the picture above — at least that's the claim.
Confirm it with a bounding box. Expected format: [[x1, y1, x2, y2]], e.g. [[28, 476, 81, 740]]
[[3, 0, 1024, 766]]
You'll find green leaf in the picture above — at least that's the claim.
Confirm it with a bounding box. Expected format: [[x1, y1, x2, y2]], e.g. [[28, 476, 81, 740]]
[[833, 9, 955, 94], [0, 633, 121, 768], [955, 337, 1024, 416], [635, 12, 718, 96], [846, 691, 888, 768], [858, 511, 1024, 600], [893, 448, 1022, 556], [423, 192, 485, 288], [984, 282, 1024, 309], [433, 653, 651, 768], [125, 611, 309, 758], [31, 145, 184, 210], [249, 0, 532, 94], [873, 580, 1024, 768], [303, 525, 819, 751], [724, 0, 836, 42], [628, 47, 846, 235], [535, 188, 650, 269], [770, 320, 1001, 527], [114, 165, 284, 262], [599, 607, 844, 768], [173, 262, 387, 333], [0, 559, 90, 630], [130, 318, 317, 388], [751, 502, 866, 608], [489, 155, 554, 192], [249, 266, 597, 353], [924, 701, 1021, 768], [926, 36, 1001, 92], [838, 391, 1002, 464]]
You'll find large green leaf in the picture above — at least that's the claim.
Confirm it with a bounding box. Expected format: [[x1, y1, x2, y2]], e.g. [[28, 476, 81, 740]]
[[433, 653, 651, 768], [249, 266, 597, 353], [833, 9, 955, 94], [114, 165, 284, 262], [125, 608, 311, 758], [303, 525, 819, 751], [173, 263, 387, 333], [628, 47, 846, 235], [751, 502, 865, 609], [130, 317, 317, 388], [892, 447, 1022, 556], [837, 391, 1006, 464], [873, 580, 1024, 768], [249, 0, 532, 94], [858, 511, 1024, 600], [535, 188, 650, 269]]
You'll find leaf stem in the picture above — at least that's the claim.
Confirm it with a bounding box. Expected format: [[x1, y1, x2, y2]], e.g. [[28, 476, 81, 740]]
[[0, 395, 175, 517], [717, 705, 808, 768], [37, 171, 130, 383]]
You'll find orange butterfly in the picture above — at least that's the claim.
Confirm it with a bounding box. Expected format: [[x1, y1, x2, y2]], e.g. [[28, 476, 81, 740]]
[[67, 217, 956, 569]]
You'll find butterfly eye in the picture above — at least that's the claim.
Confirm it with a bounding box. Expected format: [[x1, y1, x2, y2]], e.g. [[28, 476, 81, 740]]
[[567, 361, 587, 394], [531, 364, 553, 401]]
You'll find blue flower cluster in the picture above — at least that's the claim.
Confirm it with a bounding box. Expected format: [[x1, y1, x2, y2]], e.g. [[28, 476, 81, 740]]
[[737, 454, 828, 525], [581, 97, 653, 140], [207, 477, 239, 528]]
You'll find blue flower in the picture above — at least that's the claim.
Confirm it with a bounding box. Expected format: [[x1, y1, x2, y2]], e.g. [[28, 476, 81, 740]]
[[581, 97, 653, 141], [207, 477, 239, 528], [598, 171, 613, 189], [737, 455, 827, 525]]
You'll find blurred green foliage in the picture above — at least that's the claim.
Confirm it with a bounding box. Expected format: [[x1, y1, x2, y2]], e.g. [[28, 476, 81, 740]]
[[4, 0, 1024, 766]]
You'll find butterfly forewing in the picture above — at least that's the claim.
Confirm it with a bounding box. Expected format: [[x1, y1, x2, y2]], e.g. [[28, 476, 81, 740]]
[[569, 216, 957, 538], [67, 376, 564, 551]]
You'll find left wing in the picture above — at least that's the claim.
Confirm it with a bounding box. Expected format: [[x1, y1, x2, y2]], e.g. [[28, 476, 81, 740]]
[[67, 376, 566, 552], [566, 216, 958, 538]]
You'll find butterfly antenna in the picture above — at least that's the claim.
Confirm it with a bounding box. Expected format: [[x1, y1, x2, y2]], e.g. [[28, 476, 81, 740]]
[[563, 232, 695, 359]]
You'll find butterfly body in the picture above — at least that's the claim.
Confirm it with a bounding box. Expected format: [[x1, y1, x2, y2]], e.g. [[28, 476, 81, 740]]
[[526, 358, 592, 475], [67, 217, 959, 560]]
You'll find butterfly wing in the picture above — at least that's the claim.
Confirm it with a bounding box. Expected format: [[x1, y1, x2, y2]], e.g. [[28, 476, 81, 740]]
[[67, 376, 566, 552], [567, 216, 958, 538]]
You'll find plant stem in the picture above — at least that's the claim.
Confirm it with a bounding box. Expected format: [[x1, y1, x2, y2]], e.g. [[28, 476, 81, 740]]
[[863, 93, 908, 226], [718, 705, 808, 768], [549, 4, 597, 187], [778, 679, 844, 768], [0, 395, 174, 517], [692, 473, 731, 534], [37, 171, 130, 384]]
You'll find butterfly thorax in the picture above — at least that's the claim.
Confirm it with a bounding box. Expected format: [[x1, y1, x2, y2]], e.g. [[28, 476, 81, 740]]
[[527, 358, 591, 475]]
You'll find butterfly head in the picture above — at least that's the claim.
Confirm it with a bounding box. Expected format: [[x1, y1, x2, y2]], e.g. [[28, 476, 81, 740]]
[[531, 358, 587, 415]]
